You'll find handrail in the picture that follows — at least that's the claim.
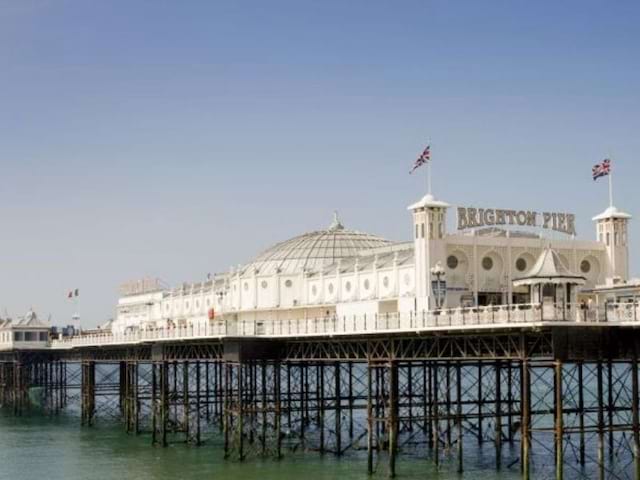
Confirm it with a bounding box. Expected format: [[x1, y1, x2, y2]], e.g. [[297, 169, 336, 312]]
[[49, 302, 639, 349]]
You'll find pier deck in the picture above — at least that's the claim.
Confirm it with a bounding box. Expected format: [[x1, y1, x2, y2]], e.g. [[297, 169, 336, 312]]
[[2, 307, 640, 479]]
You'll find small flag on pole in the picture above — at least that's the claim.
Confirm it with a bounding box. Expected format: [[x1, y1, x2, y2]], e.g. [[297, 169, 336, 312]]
[[592, 159, 611, 181], [410, 145, 431, 174]]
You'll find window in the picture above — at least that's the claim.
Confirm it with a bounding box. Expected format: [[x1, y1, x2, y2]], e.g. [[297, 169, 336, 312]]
[[284, 279, 293, 288], [580, 260, 591, 274], [364, 279, 370, 290], [39, 332, 48, 342], [243, 282, 249, 291], [383, 276, 389, 288], [328, 283, 334, 294], [447, 255, 459, 270], [345, 281, 352, 292], [261, 280, 268, 289], [415, 224, 419, 239], [482, 256, 494, 271], [607, 233, 610, 246], [311, 285, 317, 296], [404, 273, 411, 286], [516, 258, 527, 272], [421, 223, 425, 238]]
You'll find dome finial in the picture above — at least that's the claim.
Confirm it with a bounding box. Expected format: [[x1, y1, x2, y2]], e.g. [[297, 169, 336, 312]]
[[328, 210, 344, 231]]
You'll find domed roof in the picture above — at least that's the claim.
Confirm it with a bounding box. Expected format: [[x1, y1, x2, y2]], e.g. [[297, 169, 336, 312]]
[[242, 213, 392, 276]]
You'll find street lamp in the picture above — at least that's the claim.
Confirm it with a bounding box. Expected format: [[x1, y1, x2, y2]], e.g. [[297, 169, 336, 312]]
[[430, 262, 446, 310]]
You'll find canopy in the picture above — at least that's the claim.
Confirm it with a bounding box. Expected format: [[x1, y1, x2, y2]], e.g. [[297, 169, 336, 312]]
[[513, 247, 586, 287]]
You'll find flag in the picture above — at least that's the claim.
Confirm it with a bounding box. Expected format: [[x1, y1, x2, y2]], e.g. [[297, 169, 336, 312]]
[[592, 159, 611, 181], [410, 145, 430, 174]]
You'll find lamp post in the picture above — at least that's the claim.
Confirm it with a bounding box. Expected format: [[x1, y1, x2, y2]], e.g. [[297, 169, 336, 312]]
[[430, 262, 446, 310]]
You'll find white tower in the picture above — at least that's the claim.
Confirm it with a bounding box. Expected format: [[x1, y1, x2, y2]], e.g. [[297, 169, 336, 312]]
[[593, 206, 632, 282], [408, 194, 450, 311]]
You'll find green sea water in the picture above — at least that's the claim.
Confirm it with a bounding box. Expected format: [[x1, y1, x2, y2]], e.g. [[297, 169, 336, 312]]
[[0, 415, 521, 480]]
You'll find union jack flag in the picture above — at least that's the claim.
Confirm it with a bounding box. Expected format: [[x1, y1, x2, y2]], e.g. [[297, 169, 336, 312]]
[[410, 145, 430, 174], [592, 158, 611, 181]]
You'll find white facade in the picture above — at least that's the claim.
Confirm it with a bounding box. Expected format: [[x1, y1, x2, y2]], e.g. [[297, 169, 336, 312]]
[[0, 311, 50, 351], [111, 195, 632, 335]]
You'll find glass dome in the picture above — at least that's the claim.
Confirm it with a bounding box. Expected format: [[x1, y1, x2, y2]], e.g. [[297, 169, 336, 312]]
[[242, 213, 391, 276]]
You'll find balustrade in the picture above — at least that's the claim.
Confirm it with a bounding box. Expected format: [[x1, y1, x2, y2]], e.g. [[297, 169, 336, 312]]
[[48, 301, 640, 349]]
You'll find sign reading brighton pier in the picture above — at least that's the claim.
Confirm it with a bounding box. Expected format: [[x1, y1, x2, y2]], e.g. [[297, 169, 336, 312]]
[[457, 207, 577, 236]]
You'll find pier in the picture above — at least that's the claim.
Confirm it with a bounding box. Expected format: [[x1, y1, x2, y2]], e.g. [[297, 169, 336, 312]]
[[2, 305, 640, 479]]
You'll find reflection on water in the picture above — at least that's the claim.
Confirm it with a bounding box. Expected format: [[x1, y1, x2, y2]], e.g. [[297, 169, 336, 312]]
[[0, 414, 519, 480]]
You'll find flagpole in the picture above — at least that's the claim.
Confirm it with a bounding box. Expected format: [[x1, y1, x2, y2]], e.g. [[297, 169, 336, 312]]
[[427, 139, 432, 196], [609, 168, 614, 208]]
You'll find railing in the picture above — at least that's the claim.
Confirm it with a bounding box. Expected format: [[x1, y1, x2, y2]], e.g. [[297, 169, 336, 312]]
[[48, 301, 640, 349]]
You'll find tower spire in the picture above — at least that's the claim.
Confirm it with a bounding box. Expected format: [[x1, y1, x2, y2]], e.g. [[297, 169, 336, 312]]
[[328, 210, 344, 231]]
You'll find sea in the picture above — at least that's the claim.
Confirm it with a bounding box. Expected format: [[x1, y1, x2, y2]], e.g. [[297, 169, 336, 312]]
[[0, 414, 521, 480]]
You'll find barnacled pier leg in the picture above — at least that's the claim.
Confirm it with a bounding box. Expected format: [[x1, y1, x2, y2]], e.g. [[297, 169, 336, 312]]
[[597, 360, 605, 480], [275, 361, 282, 459], [607, 359, 615, 463], [432, 362, 439, 468], [161, 361, 169, 447], [81, 361, 95, 427], [477, 362, 483, 445], [335, 361, 342, 456], [348, 362, 354, 440], [119, 361, 126, 420], [367, 362, 374, 475], [578, 361, 585, 466], [632, 353, 640, 480], [495, 360, 502, 470], [238, 362, 244, 461], [554, 359, 563, 480], [318, 363, 325, 454], [223, 362, 230, 459], [388, 360, 399, 478], [183, 360, 190, 443], [151, 362, 157, 445], [456, 361, 463, 474], [195, 360, 201, 445], [521, 359, 530, 480]]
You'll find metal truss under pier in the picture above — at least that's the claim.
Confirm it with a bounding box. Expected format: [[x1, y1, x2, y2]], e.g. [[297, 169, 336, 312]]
[[2, 325, 640, 479]]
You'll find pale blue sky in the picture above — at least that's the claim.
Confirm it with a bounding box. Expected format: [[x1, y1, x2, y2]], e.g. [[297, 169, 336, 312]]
[[1, 0, 639, 326]]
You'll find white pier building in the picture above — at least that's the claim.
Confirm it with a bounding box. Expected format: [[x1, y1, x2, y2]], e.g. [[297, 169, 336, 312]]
[[110, 192, 633, 337]]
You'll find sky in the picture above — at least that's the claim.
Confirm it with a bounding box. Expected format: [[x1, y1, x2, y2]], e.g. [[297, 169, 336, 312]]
[[0, 0, 639, 327]]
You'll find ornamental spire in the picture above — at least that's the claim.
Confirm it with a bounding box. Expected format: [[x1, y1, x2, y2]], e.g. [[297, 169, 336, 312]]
[[328, 210, 344, 231]]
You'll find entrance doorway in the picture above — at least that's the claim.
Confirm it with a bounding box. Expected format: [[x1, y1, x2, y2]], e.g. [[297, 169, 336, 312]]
[[478, 292, 502, 306]]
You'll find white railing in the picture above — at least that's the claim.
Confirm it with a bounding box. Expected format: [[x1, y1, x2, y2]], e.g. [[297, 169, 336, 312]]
[[48, 302, 640, 349]]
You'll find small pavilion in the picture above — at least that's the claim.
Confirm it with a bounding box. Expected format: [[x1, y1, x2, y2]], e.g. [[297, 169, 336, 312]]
[[513, 247, 586, 320]]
